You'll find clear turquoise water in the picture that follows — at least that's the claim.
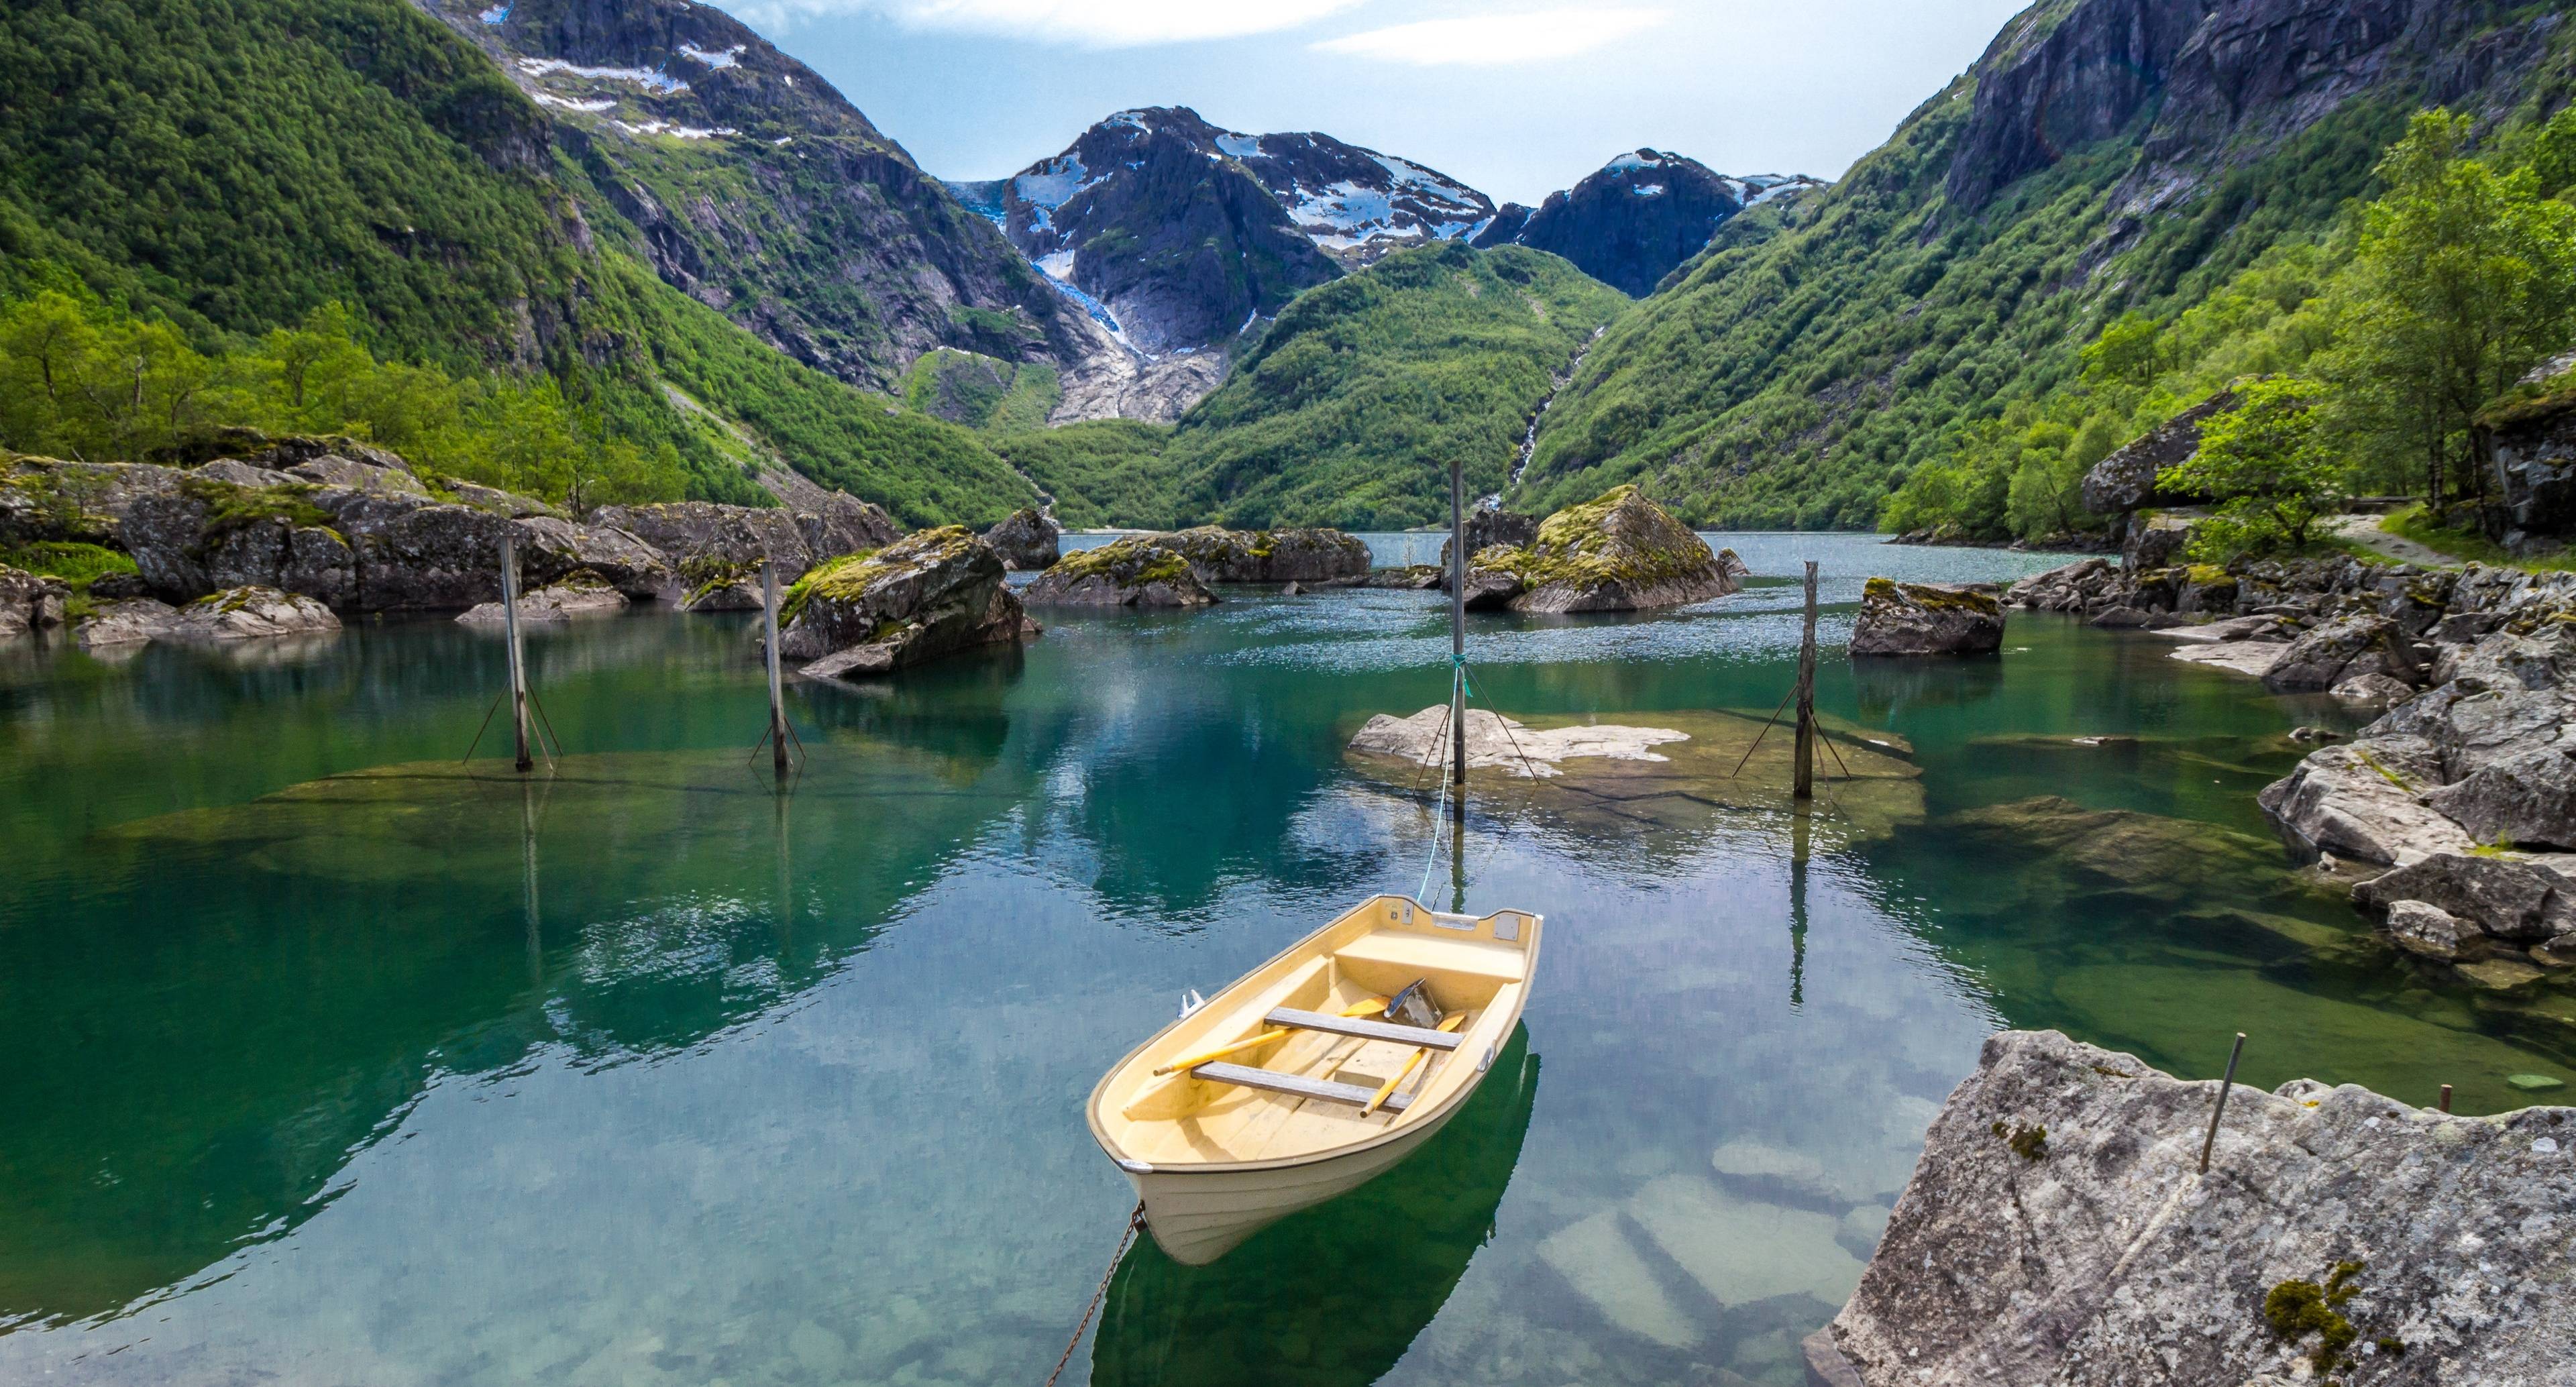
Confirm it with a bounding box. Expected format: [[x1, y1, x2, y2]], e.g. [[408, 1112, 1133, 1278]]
[[1, 533, 2567, 1386]]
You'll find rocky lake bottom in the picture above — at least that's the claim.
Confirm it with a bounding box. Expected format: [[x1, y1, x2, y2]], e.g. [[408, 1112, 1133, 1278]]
[[2, 533, 2569, 1387]]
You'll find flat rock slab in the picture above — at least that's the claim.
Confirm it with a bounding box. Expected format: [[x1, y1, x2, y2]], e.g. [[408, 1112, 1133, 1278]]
[[457, 584, 629, 624], [2169, 639, 2286, 678], [1346, 706, 1688, 778]]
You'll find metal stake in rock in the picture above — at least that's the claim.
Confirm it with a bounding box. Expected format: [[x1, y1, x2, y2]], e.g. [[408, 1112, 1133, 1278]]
[[763, 561, 790, 781], [2199, 1032, 2247, 1173]]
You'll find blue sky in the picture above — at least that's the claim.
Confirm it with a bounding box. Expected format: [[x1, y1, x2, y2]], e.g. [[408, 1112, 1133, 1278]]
[[713, 1, 2033, 205]]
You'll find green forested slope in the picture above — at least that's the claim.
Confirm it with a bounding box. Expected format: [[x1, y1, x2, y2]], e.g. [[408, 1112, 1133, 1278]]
[[1520, 0, 2575, 529], [0, 0, 1035, 524]]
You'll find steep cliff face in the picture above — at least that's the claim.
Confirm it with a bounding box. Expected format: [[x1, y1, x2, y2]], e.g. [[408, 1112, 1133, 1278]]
[[419, 0, 1098, 390], [1521, 0, 2562, 526], [1474, 150, 1823, 296]]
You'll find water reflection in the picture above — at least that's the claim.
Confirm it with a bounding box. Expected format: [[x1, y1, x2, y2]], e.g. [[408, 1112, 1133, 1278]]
[[1093, 1033, 1539, 1387]]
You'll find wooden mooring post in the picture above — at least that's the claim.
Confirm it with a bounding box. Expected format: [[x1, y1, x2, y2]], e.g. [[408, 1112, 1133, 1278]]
[[763, 560, 790, 780], [1447, 454, 1467, 821], [1791, 561, 1819, 801], [2200, 1032, 2248, 1172], [500, 531, 533, 773]]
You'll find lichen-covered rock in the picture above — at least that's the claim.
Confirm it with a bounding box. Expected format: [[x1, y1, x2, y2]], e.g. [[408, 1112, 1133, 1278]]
[[2004, 556, 2121, 613], [775, 526, 1028, 677], [2330, 671, 2416, 706], [2080, 388, 2237, 514], [282, 453, 428, 496], [1023, 537, 1217, 607], [1819, 1028, 2574, 1387], [2255, 734, 2474, 866], [1461, 486, 1736, 613], [2422, 741, 2576, 850], [0, 565, 70, 636], [170, 586, 342, 640], [2261, 614, 2400, 692], [2381, 899, 2486, 961], [982, 507, 1061, 571], [1849, 578, 2004, 656], [590, 496, 900, 577], [678, 558, 765, 613], [2120, 508, 2200, 572], [0, 455, 186, 545], [1362, 565, 1445, 590], [2353, 851, 2576, 944], [191, 459, 300, 488], [1437, 508, 1539, 569], [1151, 526, 1372, 585], [510, 516, 670, 598], [456, 572, 629, 625], [75, 598, 182, 647], [442, 480, 560, 518]]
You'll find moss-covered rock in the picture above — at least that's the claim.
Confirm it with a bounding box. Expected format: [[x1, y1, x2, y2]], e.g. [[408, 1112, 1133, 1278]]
[[1849, 577, 2005, 656], [982, 507, 1062, 571], [174, 586, 343, 639], [1462, 485, 1739, 613], [1151, 525, 1371, 585], [775, 526, 1030, 677], [1024, 537, 1216, 607]]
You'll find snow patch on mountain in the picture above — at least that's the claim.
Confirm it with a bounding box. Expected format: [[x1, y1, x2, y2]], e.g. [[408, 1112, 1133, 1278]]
[[477, 3, 511, 24], [517, 56, 688, 94], [1216, 132, 1263, 160], [678, 43, 744, 70]]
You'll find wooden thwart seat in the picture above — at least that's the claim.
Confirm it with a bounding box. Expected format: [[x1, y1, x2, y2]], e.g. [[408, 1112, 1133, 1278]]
[[1260, 1007, 1462, 1050], [1191, 1062, 1416, 1113]]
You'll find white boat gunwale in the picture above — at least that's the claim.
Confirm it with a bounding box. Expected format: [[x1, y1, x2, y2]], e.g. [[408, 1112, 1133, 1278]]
[[1085, 893, 1542, 1178]]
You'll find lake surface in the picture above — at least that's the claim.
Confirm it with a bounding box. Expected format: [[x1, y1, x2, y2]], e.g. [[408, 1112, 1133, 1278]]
[[3, 533, 2568, 1386]]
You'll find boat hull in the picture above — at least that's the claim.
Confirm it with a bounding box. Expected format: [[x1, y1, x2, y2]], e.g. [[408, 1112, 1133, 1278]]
[[1123, 1091, 1468, 1265]]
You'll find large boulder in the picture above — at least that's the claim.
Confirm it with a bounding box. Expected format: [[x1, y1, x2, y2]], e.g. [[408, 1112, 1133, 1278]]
[[2079, 387, 2238, 514], [1023, 538, 1217, 607], [123, 478, 360, 607], [2353, 851, 2576, 944], [1815, 1029, 2574, 1387], [2381, 899, 2487, 961], [2255, 734, 2474, 866], [590, 496, 899, 577], [1437, 508, 1540, 568], [776, 526, 1030, 677], [2260, 614, 2400, 693], [1151, 526, 1372, 585], [510, 516, 671, 598], [1848, 579, 2004, 656], [982, 507, 1061, 571], [168, 586, 342, 640], [1461, 486, 1738, 613], [2422, 741, 2576, 850], [0, 565, 70, 636], [74, 598, 183, 647], [2119, 509, 2200, 572], [2004, 557, 2118, 613], [0, 455, 186, 545], [457, 573, 629, 624]]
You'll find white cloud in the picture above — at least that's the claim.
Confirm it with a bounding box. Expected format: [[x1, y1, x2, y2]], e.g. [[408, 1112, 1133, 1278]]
[[727, 0, 1369, 47], [1313, 7, 1667, 65]]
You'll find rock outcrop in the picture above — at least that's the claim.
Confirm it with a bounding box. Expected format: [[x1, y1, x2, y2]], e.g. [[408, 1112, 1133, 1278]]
[[1150, 526, 1371, 586], [591, 497, 898, 577], [1363, 565, 1445, 590], [982, 507, 1061, 571], [169, 586, 341, 640], [1848, 579, 2004, 657], [1023, 538, 1217, 607], [1814, 1028, 2574, 1387], [0, 565, 70, 636], [1346, 706, 1688, 778], [74, 598, 183, 647], [775, 526, 1031, 678], [457, 574, 630, 625], [1462, 486, 1738, 614], [1472, 151, 1822, 296], [2080, 387, 2239, 515]]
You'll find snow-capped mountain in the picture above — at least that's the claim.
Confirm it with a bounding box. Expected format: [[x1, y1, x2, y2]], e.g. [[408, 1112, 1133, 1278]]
[[1475, 150, 1825, 296], [948, 107, 1497, 357]]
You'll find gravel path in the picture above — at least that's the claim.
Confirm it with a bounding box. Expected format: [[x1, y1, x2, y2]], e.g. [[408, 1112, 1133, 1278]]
[[2325, 512, 2455, 566]]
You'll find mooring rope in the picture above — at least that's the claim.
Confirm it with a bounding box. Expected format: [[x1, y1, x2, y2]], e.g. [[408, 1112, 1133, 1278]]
[[1041, 1199, 1146, 1387]]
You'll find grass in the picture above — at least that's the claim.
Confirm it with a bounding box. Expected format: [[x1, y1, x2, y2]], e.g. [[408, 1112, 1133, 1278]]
[[2381, 504, 2576, 571], [1, 539, 136, 588]]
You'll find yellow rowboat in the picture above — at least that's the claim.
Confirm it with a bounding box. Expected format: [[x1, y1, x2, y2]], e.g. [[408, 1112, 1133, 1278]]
[[1087, 894, 1543, 1265]]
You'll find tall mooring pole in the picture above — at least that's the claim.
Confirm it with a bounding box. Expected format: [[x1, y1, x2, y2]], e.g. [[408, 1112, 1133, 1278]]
[[1792, 560, 1819, 801], [763, 560, 790, 780], [500, 531, 533, 773], [1448, 455, 1468, 820]]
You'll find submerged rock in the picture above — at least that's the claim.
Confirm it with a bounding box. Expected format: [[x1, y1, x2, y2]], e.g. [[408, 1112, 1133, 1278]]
[[1461, 486, 1739, 613], [2382, 899, 2486, 961], [1816, 1028, 2575, 1387], [1150, 526, 1371, 585], [2353, 852, 2576, 944], [776, 526, 1030, 677], [1024, 538, 1218, 607], [0, 565, 70, 636], [170, 586, 342, 640], [2255, 735, 2475, 867], [981, 507, 1061, 571], [1346, 706, 1689, 777], [1362, 565, 1444, 590], [1847, 579, 2004, 657], [456, 573, 629, 624]]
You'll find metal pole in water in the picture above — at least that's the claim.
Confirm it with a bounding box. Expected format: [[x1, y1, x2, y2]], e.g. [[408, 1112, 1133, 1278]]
[[1448, 455, 1466, 820], [500, 531, 532, 773], [1792, 560, 1819, 801], [2199, 1032, 2247, 1173], [763, 561, 790, 780]]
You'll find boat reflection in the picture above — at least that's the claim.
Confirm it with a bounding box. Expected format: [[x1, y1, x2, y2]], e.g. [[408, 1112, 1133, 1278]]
[[1090, 1030, 1538, 1387]]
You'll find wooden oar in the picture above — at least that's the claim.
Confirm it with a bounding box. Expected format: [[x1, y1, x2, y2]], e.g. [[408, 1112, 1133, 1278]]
[[1364, 1013, 1464, 1115], [1155, 997, 1389, 1076]]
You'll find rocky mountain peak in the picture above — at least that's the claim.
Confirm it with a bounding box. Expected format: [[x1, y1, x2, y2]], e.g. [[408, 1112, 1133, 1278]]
[[1475, 149, 1823, 296]]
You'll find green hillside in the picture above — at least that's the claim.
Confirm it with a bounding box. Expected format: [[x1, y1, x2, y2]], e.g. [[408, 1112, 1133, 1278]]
[[0, 0, 1036, 525], [1519, 2, 2576, 529]]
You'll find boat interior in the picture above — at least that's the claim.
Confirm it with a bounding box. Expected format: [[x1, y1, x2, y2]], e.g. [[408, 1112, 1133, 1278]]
[[1096, 897, 1538, 1167]]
